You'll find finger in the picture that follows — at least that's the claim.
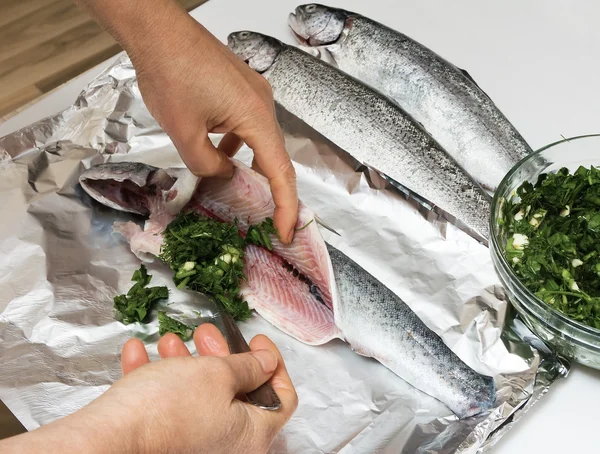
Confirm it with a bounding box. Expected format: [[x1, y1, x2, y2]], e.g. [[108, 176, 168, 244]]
[[248, 335, 298, 424], [121, 338, 150, 375], [222, 349, 278, 395], [177, 132, 234, 179], [194, 322, 230, 357], [239, 121, 298, 244], [218, 132, 244, 158], [157, 333, 192, 359]]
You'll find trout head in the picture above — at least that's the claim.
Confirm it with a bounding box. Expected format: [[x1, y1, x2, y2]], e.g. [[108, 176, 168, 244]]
[[227, 31, 284, 73], [289, 4, 349, 46]]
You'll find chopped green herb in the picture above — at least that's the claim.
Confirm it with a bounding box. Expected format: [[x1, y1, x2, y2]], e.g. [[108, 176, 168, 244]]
[[158, 311, 194, 340], [114, 264, 169, 324], [159, 212, 265, 321], [502, 165, 600, 329], [246, 218, 278, 251]]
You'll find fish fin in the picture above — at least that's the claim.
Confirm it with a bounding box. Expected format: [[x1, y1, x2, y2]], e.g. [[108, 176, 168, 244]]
[[458, 68, 492, 100]]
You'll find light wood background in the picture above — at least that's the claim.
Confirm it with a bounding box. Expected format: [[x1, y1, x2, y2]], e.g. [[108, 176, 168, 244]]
[[0, 0, 207, 439], [0, 0, 208, 119]]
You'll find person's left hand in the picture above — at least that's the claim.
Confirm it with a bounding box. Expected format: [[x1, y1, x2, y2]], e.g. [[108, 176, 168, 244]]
[[0, 323, 297, 454], [110, 324, 298, 453]]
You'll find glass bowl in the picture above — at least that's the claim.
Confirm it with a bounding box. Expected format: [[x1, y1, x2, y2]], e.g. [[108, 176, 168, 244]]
[[490, 134, 600, 369]]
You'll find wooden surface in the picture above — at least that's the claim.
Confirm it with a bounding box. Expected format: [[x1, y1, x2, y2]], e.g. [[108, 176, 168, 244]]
[[0, 400, 26, 440], [0, 0, 208, 118], [0, 0, 208, 440]]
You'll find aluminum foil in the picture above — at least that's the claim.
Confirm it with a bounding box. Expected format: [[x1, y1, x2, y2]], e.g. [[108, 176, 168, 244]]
[[0, 53, 568, 453]]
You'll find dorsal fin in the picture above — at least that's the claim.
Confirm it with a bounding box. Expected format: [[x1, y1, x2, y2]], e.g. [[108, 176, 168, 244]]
[[458, 67, 492, 100]]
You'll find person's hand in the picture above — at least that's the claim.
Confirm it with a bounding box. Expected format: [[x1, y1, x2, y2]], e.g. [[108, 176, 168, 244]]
[[108, 323, 298, 453], [0, 324, 298, 454], [132, 4, 298, 243], [74, 0, 299, 243], [133, 16, 299, 243]]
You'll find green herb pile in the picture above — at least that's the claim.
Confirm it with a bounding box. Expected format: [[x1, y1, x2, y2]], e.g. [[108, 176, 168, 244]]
[[158, 212, 278, 321], [502, 165, 600, 329], [113, 265, 169, 324], [113, 212, 283, 335], [158, 212, 251, 320]]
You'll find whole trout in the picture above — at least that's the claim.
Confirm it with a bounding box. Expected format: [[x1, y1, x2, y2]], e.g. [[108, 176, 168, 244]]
[[227, 31, 492, 242], [289, 4, 533, 191]]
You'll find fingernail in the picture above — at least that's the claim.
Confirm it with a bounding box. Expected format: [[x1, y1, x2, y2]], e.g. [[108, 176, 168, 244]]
[[203, 334, 226, 355], [252, 350, 278, 374]]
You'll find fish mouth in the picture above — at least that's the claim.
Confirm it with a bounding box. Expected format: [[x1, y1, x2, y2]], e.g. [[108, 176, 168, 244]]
[[79, 161, 340, 345]]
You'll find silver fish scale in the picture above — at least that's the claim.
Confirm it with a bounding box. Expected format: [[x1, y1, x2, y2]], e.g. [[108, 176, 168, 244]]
[[265, 45, 491, 240], [327, 15, 532, 191], [327, 244, 495, 418]]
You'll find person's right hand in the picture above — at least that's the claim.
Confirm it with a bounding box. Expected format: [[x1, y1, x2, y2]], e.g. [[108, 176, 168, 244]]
[[99, 323, 298, 453], [74, 0, 299, 243], [128, 3, 299, 243]]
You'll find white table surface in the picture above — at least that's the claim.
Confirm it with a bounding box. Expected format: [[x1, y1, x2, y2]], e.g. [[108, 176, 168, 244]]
[[2, 0, 600, 452]]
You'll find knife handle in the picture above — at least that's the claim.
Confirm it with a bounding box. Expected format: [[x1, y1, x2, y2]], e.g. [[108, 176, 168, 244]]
[[220, 312, 282, 411]]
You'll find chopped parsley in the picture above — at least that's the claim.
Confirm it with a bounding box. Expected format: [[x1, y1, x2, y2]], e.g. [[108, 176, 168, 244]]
[[113, 264, 169, 324], [158, 311, 194, 340], [159, 212, 280, 321], [502, 165, 600, 329], [246, 217, 278, 251]]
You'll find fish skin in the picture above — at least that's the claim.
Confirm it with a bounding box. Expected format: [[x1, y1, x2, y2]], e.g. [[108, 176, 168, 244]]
[[227, 31, 492, 242], [327, 244, 495, 418], [79, 160, 495, 418], [289, 4, 533, 192]]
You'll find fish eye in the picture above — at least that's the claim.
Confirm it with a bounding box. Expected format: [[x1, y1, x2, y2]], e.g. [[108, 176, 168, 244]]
[[239, 31, 250, 39], [305, 4, 317, 13]]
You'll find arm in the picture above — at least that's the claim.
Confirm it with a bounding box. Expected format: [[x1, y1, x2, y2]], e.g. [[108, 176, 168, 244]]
[[0, 402, 140, 453], [74, 0, 299, 243]]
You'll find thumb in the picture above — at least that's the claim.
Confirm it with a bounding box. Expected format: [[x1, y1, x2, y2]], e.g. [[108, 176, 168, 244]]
[[176, 131, 234, 179], [223, 349, 278, 395]]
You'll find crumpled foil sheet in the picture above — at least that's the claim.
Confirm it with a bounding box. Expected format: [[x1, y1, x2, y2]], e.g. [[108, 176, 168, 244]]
[[0, 53, 569, 453]]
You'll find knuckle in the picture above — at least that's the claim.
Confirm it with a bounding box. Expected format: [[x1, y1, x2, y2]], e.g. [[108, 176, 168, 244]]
[[204, 357, 231, 382], [243, 355, 263, 383], [199, 158, 225, 176], [239, 87, 266, 110], [276, 159, 297, 182], [257, 77, 274, 98]]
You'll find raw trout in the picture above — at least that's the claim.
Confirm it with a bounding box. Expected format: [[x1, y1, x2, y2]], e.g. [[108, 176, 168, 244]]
[[227, 31, 492, 242], [79, 160, 495, 418], [289, 4, 533, 191]]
